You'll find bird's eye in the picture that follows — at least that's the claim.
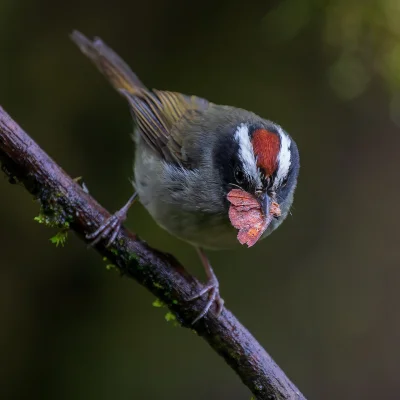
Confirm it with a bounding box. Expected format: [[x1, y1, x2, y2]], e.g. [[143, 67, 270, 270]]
[[281, 177, 288, 187], [234, 168, 244, 184]]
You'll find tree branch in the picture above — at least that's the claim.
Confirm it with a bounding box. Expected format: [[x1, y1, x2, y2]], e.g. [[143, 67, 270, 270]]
[[0, 105, 306, 400]]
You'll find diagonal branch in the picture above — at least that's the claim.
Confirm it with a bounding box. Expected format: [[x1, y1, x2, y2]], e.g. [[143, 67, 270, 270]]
[[0, 106, 306, 400]]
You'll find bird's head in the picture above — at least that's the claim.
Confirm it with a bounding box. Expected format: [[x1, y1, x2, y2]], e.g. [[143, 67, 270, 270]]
[[215, 121, 300, 246]]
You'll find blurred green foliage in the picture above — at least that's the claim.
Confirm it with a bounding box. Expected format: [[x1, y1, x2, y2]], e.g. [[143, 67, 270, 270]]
[[1, 1, 400, 399]]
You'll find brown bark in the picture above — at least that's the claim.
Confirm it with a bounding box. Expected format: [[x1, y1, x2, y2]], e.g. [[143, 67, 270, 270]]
[[0, 106, 306, 400]]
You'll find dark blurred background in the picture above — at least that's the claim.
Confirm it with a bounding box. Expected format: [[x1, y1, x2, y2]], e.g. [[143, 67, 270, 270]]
[[1, 0, 400, 399]]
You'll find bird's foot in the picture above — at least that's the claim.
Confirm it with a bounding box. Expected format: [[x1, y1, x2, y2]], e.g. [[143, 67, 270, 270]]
[[86, 192, 137, 247], [188, 248, 225, 324]]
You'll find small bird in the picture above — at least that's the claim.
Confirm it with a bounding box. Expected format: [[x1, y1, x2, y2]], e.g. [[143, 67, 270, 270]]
[[71, 31, 300, 323]]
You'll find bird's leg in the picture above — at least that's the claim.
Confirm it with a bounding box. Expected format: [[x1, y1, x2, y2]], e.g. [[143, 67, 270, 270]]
[[86, 192, 138, 247], [188, 247, 225, 324]]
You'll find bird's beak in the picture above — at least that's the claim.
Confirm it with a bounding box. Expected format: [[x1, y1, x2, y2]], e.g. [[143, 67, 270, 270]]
[[257, 192, 271, 217], [256, 192, 281, 220]]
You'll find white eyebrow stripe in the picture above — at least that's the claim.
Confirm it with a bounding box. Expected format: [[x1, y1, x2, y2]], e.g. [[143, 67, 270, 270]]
[[234, 123, 261, 186], [274, 127, 292, 187]]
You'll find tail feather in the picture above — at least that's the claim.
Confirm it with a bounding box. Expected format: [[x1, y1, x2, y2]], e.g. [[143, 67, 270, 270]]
[[70, 30, 146, 95]]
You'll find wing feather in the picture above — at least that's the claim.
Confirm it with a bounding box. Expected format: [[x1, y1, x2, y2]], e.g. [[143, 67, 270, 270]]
[[122, 89, 209, 164], [72, 31, 209, 165]]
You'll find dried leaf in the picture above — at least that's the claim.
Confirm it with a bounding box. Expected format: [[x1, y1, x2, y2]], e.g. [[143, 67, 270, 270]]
[[227, 189, 279, 247], [270, 201, 281, 217]]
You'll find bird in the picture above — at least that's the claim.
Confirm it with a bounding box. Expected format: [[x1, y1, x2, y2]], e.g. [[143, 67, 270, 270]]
[[71, 31, 300, 324]]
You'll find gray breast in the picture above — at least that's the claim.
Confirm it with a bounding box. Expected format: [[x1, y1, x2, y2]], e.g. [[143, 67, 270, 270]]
[[133, 135, 241, 249]]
